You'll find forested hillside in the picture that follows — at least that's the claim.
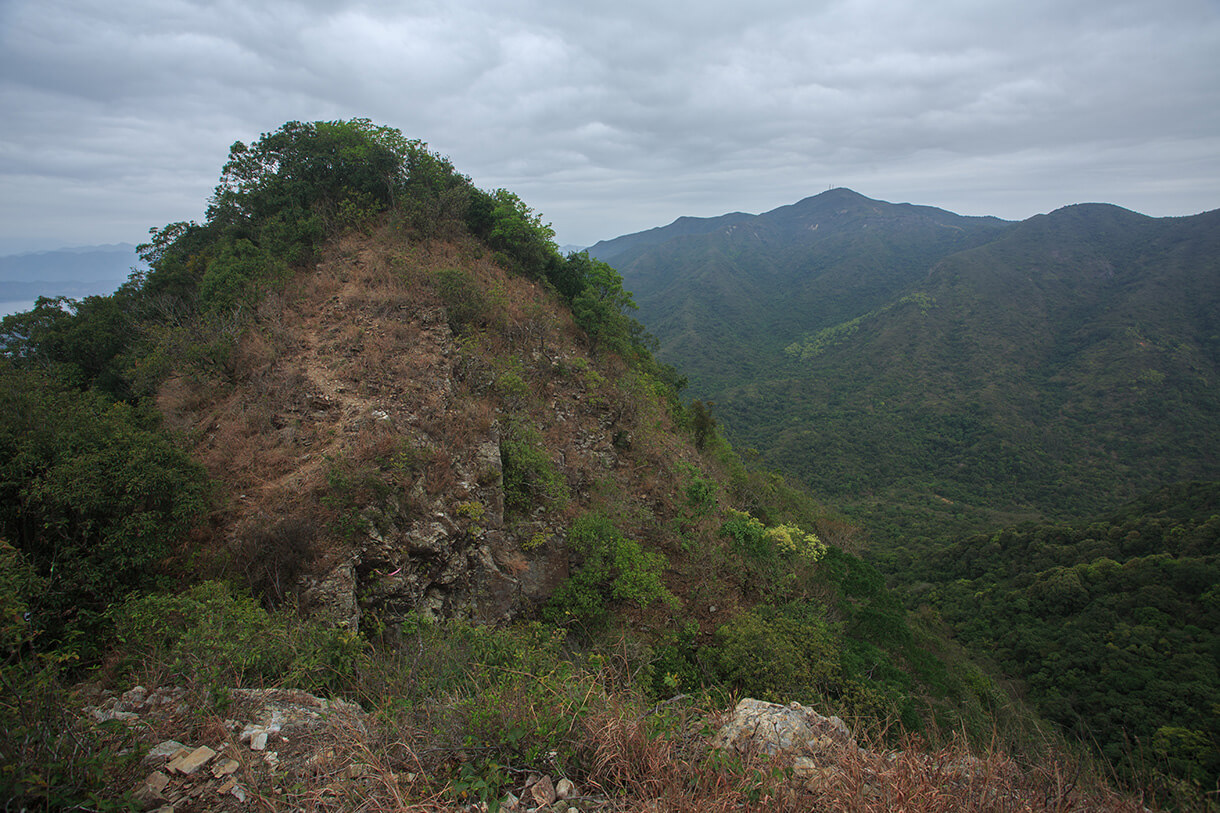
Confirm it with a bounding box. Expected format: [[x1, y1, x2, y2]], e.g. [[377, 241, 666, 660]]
[[0, 119, 1109, 811], [590, 188, 1009, 395], [593, 193, 1220, 548], [911, 481, 1220, 798]]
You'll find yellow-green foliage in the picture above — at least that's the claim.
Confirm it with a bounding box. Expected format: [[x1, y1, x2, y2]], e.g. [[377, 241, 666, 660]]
[[766, 523, 825, 560], [455, 501, 486, 523], [721, 508, 824, 563]]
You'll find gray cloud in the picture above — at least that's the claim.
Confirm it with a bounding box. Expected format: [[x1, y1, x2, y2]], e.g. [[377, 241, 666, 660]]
[[1, 0, 1217, 253]]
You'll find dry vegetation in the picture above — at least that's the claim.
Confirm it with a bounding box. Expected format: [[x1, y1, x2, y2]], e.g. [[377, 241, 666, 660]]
[[62, 663, 1153, 813], [148, 223, 713, 627]]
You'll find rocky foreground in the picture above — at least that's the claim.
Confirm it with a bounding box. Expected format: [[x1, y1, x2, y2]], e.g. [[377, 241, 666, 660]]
[[83, 686, 1145, 812]]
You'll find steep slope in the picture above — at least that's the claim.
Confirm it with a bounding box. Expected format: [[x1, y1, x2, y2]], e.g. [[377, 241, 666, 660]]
[[589, 188, 1011, 392], [156, 229, 696, 628]]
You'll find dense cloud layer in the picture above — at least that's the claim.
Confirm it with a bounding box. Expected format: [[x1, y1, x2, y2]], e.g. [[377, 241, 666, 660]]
[[2, 0, 1217, 252]]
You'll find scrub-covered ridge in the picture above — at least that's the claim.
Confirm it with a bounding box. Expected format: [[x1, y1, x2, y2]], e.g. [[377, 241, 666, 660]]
[[0, 120, 1166, 810]]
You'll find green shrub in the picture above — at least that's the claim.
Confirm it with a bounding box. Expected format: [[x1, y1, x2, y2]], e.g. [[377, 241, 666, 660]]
[[683, 471, 717, 517], [434, 267, 487, 332], [108, 581, 367, 694], [0, 363, 208, 648], [721, 509, 774, 562], [546, 513, 676, 627], [713, 606, 840, 704], [495, 370, 529, 404], [720, 509, 824, 565], [198, 236, 293, 314], [500, 420, 567, 517], [649, 621, 708, 698]]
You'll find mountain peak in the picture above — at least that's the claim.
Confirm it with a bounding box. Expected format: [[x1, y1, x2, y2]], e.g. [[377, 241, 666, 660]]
[[806, 187, 868, 202]]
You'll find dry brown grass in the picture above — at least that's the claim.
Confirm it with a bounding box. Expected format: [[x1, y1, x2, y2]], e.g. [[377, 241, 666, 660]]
[[567, 704, 1155, 813]]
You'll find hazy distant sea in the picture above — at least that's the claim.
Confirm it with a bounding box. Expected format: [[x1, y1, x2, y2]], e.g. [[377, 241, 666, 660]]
[[0, 242, 144, 320], [1, 300, 35, 318]]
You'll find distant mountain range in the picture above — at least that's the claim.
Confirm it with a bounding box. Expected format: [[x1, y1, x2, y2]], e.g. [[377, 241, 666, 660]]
[[0, 243, 142, 312], [590, 189, 1220, 548]]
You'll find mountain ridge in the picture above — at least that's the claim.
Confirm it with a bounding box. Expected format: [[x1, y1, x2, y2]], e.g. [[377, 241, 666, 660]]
[[0, 120, 1197, 810], [588, 187, 1012, 260], [590, 189, 1220, 546]]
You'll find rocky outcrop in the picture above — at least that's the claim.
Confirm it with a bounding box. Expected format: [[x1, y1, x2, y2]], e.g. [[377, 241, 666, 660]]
[[713, 697, 858, 767], [712, 698, 1026, 799], [87, 685, 368, 811]]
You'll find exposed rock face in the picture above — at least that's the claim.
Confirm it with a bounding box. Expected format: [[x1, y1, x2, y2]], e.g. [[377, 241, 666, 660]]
[[711, 698, 1020, 796], [713, 698, 858, 769], [283, 285, 543, 630]]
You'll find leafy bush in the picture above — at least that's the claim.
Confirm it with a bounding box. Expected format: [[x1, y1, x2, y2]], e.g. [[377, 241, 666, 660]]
[[713, 605, 841, 704], [648, 621, 708, 698], [108, 581, 366, 694], [720, 509, 824, 565], [207, 119, 405, 235], [480, 189, 557, 280], [198, 236, 288, 313], [570, 256, 640, 356], [500, 420, 567, 517], [434, 266, 488, 332], [547, 513, 676, 627], [0, 363, 208, 648], [683, 470, 717, 517]]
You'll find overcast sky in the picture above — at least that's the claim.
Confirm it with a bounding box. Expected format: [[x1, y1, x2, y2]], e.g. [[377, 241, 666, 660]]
[[1, 0, 1218, 254]]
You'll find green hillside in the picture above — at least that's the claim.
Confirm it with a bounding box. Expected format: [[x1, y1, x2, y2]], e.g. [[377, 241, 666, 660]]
[[591, 188, 1011, 394], [910, 481, 1220, 799], [594, 194, 1220, 550]]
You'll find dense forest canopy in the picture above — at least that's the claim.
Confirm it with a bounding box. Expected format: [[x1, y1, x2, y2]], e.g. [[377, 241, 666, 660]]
[[911, 482, 1220, 797]]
